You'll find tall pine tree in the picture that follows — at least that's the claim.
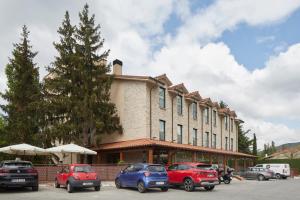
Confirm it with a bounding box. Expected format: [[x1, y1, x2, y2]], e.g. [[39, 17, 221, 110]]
[[44, 11, 79, 144], [238, 124, 252, 154], [0, 25, 42, 145], [252, 133, 257, 156], [44, 5, 122, 147], [74, 4, 122, 147]]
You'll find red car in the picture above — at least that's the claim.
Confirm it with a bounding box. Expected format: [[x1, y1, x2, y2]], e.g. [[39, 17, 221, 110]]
[[167, 162, 218, 192], [55, 164, 101, 193]]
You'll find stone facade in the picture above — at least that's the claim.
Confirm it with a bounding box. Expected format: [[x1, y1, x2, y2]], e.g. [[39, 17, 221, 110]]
[[100, 61, 241, 153]]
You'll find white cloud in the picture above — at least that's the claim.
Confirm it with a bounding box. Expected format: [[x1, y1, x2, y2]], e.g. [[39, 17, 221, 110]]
[[0, 0, 300, 148]]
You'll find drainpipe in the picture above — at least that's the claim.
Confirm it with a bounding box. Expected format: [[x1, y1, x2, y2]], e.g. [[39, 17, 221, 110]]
[[229, 117, 231, 151], [201, 108, 204, 146], [221, 117, 223, 150], [149, 85, 156, 140], [210, 107, 213, 148], [188, 103, 190, 144], [171, 96, 174, 142]]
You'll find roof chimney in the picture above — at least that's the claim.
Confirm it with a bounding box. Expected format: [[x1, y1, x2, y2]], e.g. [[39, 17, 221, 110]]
[[113, 59, 123, 75]]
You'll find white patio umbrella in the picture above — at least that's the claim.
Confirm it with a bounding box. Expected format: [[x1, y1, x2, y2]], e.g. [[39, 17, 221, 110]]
[[46, 143, 97, 163], [0, 143, 48, 156]]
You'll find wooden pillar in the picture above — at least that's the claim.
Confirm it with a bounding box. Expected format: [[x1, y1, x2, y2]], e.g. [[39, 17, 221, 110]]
[[148, 149, 154, 163], [208, 154, 212, 164], [223, 155, 227, 168], [234, 158, 238, 170], [168, 151, 174, 165], [192, 152, 197, 162], [119, 151, 124, 162]]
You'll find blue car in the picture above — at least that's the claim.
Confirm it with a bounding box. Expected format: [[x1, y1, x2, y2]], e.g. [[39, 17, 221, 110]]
[[115, 163, 169, 193]]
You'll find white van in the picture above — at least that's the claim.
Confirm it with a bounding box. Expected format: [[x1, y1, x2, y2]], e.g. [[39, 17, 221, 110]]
[[255, 163, 290, 179]]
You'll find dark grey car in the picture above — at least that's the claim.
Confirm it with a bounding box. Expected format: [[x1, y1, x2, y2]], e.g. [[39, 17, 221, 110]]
[[238, 167, 274, 181]]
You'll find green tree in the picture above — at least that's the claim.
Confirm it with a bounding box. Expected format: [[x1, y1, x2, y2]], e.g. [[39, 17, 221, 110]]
[[252, 133, 257, 156], [219, 100, 228, 108], [0, 26, 42, 145], [43, 11, 79, 144], [75, 4, 122, 147], [0, 115, 7, 146], [238, 124, 252, 154], [44, 5, 122, 147]]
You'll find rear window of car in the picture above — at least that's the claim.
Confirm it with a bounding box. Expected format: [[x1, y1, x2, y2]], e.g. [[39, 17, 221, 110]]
[[74, 165, 93, 173], [147, 165, 166, 172], [2, 162, 32, 168], [196, 164, 212, 170]]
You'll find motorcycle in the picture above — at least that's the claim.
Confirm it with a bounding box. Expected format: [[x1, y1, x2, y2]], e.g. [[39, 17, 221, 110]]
[[218, 167, 234, 184]]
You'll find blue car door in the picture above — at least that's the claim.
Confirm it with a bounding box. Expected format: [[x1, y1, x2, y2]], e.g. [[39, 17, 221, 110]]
[[127, 164, 144, 187], [120, 165, 135, 187]]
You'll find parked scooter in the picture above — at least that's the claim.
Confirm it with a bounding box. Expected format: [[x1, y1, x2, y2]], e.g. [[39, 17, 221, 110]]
[[218, 167, 234, 184]]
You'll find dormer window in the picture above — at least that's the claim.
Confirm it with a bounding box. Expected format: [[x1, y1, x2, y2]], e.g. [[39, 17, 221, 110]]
[[159, 87, 165, 109], [204, 107, 209, 124], [177, 95, 183, 115], [192, 102, 197, 120]]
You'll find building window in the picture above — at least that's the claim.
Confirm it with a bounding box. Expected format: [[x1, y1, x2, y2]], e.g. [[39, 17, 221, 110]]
[[159, 120, 165, 141], [192, 128, 197, 146], [213, 110, 217, 127], [225, 116, 228, 130], [231, 118, 234, 132], [159, 87, 165, 109], [192, 102, 197, 120], [212, 134, 216, 149], [204, 107, 209, 124], [205, 132, 209, 147], [230, 138, 234, 151], [177, 95, 183, 115], [225, 137, 228, 150], [177, 124, 183, 144]]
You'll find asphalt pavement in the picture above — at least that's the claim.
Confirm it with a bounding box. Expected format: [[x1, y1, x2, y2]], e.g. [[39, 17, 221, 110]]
[[0, 178, 299, 200]]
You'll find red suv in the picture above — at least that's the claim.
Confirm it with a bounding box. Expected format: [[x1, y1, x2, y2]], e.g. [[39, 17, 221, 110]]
[[55, 164, 101, 193], [167, 162, 218, 192]]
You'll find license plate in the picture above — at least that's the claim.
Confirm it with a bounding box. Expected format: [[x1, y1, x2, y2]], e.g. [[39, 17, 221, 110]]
[[208, 174, 214, 177], [156, 182, 164, 185], [11, 179, 26, 183], [83, 182, 93, 186]]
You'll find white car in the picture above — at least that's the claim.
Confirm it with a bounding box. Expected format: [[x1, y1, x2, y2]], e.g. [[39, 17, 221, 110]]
[[255, 163, 290, 179]]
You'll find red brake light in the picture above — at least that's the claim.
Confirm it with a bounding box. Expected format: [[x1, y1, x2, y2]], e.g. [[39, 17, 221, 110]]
[[27, 168, 38, 174], [144, 172, 151, 177], [0, 168, 9, 175]]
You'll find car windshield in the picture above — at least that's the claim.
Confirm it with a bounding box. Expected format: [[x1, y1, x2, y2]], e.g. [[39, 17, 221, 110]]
[[147, 165, 166, 172], [196, 164, 212, 170], [2, 162, 32, 168], [74, 165, 93, 173]]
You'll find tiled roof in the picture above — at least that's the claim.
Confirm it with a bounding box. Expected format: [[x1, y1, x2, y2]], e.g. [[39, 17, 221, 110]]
[[94, 138, 256, 158], [155, 74, 173, 86], [185, 91, 202, 101], [168, 83, 189, 94]]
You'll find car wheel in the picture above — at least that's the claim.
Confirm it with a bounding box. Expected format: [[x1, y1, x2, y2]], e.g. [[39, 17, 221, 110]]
[[275, 173, 282, 179], [137, 181, 146, 193], [95, 186, 100, 191], [55, 179, 60, 188], [183, 178, 195, 192], [204, 186, 215, 191], [161, 187, 168, 192], [115, 178, 122, 189], [67, 182, 73, 193], [257, 174, 265, 181], [32, 185, 39, 191]]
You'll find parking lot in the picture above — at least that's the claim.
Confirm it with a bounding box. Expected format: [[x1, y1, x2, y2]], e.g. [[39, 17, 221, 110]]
[[1, 178, 300, 200]]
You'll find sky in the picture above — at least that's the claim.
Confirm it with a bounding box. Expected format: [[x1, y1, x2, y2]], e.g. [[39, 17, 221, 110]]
[[1, 0, 300, 149]]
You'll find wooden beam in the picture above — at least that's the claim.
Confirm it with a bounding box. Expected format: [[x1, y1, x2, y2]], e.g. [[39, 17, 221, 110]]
[[192, 152, 197, 162], [148, 149, 154, 163], [119, 151, 124, 162]]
